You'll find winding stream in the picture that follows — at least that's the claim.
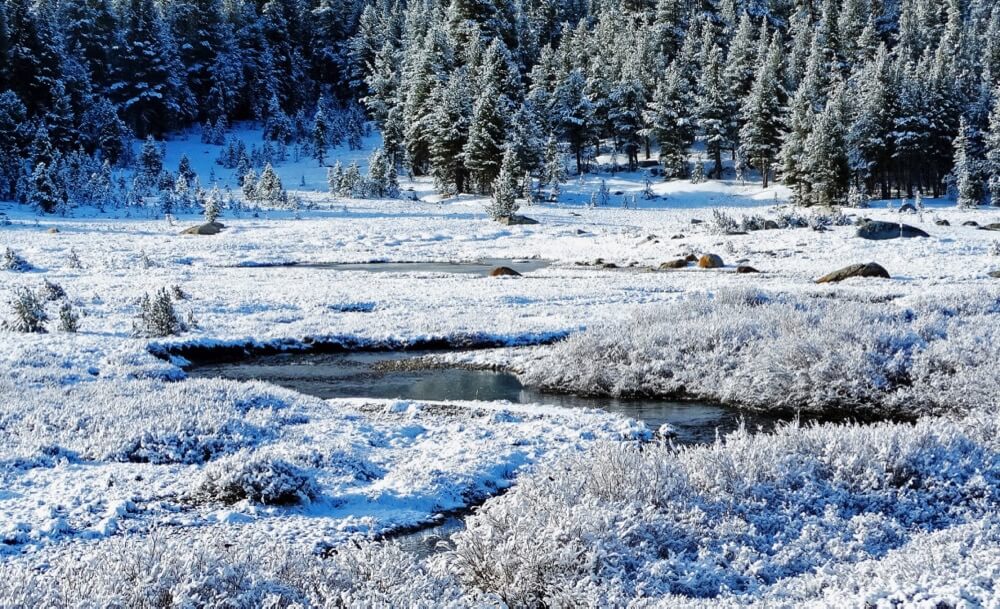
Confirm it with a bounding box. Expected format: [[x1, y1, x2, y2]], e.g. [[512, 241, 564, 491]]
[[190, 350, 876, 557]]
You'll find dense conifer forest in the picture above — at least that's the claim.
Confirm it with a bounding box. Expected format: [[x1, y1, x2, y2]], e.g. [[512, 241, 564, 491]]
[[3, 0, 1000, 211]]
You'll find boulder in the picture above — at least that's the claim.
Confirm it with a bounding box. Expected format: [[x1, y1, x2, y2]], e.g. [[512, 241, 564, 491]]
[[670, 233, 685, 239], [935, 219, 950, 226], [736, 265, 760, 274], [47, 227, 59, 234], [698, 254, 724, 269], [898, 203, 916, 213], [181, 222, 224, 235], [989, 270, 1000, 279], [816, 262, 890, 283], [602, 262, 618, 269], [497, 215, 539, 226], [690, 219, 703, 225], [979, 223, 1000, 232], [489, 266, 521, 277], [763, 220, 780, 230], [855, 220, 929, 240], [963, 220, 979, 227], [659, 259, 689, 270]]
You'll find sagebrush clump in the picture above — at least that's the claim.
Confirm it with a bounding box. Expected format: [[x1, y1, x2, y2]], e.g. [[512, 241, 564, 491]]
[[192, 451, 319, 505]]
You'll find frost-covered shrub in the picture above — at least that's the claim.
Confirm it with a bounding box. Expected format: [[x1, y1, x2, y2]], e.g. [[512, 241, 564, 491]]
[[447, 410, 1000, 605], [808, 210, 852, 230], [1, 247, 31, 272], [519, 291, 1000, 414], [0, 531, 473, 608], [708, 209, 739, 234], [738, 214, 768, 232], [0, 378, 303, 465], [1, 287, 48, 333], [132, 288, 184, 338], [57, 301, 79, 332], [990, 240, 1000, 256], [39, 278, 65, 301], [192, 450, 319, 505]]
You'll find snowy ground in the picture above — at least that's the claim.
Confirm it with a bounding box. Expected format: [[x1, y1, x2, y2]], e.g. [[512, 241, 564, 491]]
[[2, 130, 1000, 605]]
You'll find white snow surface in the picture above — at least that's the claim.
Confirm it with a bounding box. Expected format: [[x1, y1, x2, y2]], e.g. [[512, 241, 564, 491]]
[[2, 130, 1000, 606]]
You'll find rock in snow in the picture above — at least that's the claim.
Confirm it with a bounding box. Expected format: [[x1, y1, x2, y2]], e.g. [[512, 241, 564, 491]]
[[489, 266, 521, 277], [855, 220, 929, 240], [181, 221, 225, 235], [816, 262, 891, 283], [698, 254, 725, 269]]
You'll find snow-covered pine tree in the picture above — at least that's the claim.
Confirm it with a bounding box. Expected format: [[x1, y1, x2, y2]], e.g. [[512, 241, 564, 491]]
[[954, 117, 984, 208], [366, 147, 398, 198], [985, 88, 1000, 204], [327, 161, 343, 195], [136, 136, 164, 192], [203, 185, 223, 223], [256, 163, 285, 205], [696, 45, 729, 179], [540, 134, 567, 200], [487, 146, 520, 221], [312, 106, 329, 166], [428, 72, 471, 195], [800, 85, 850, 207], [643, 62, 692, 180], [341, 161, 362, 197], [738, 32, 784, 188], [464, 82, 508, 195], [241, 169, 258, 203]]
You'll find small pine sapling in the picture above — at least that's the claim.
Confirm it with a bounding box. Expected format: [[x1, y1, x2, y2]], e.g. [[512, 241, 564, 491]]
[[58, 301, 79, 332], [2, 287, 48, 333]]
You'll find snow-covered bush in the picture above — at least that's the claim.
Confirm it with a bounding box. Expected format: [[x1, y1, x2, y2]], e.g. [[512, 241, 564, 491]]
[[738, 213, 768, 232], [990, 240, 1000, 256], [192, 449, 319, 505], [132, 288, 184, 338], [1, 247, 32, 272], [0, 531, 472, 608], [2, 287, 48, 333], [57, 301, 79, 333], [39, 278, 65, 302], [446, 409, 1000, 605], [519, 290, 1000, 414], [709, 209, 740, 234]]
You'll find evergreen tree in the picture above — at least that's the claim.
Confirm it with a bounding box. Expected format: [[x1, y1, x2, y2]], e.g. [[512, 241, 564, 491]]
[[644, 62, 693, 179], [463, 82, 508, 194], [954, 117, 984, 208], [428, 72, 471, 194], [696, 45, 729, 179], [986, 90, 1000, 204], [738, 33, 784, 188], [801, 86, 850, 206], [487, 146, 520, 220], [312, 107, 329, 166], [255, 163, 285, 205], [31, 162, 62, 214], [540, 134, 567, 199]]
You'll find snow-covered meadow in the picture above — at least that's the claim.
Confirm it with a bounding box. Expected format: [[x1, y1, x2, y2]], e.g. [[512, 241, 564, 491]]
[[2, 130, 1000, 606]]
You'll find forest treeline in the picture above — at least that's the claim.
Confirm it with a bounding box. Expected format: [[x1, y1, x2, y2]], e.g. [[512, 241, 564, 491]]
[[3, 0, 1000, 210]]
